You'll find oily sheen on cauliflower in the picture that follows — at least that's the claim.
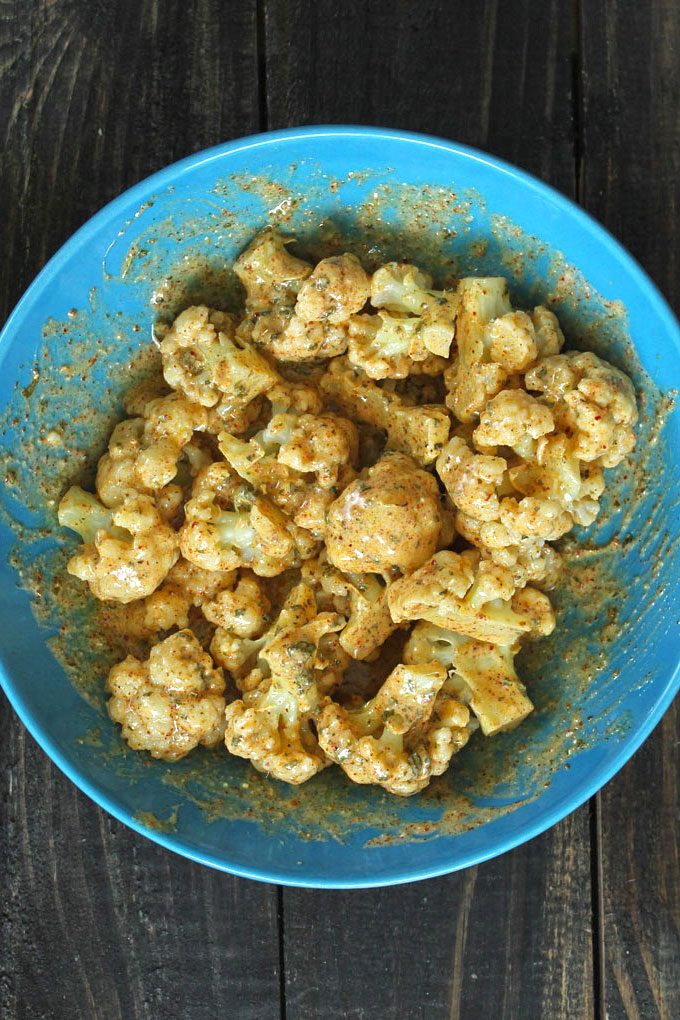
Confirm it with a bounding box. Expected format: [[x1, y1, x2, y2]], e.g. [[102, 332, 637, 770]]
[[223, 586, 348, 783], [58, 227, 638, 795], [316, 662, 472, 796]]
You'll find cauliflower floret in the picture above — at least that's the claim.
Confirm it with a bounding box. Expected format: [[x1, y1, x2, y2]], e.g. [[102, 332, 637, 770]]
[[212, 582, 348, 696], [370, 262, 457, 358], [206, 395, 266, 438], [106, 630, 225, 760], [294, 253, 370, 325], [96, 393, 209, 507], [95, 417, 147, 506], [165, 557, 238, 605], [436, 435, 507, 522], [316, 662, 471, 795], [234, 227, 312, 310], [264, 315, 350, 362], [59, 487, 179, 603], [301, 552, 399, 660], [219, 411, 358, 503], [217, 427, 307, 516], [444, 277, 512, 421], [160, 305, 240, 406], [455, 510, 563, 589], [119, 585, 193, 638], [257, 251, 369, 362], [403, 621, 533, 736], [235, 230, 353, 362], [347, 311, 449, 380], [325, 452, 445, 574], [266, 379, 324, 416], [224, 603, 347, 784], [320, 356, 450, 465], [202, 574, 272, 638], [290, 464, 358, 540], [180, 468, 317, 577], [473, 389, 554, 459], [273, 413, 358, 489], [508, 433, 606, 527], [388, 550, 555, 645], [532, 306, 565, 358], [220, 417, 358, 541], [119, 557, 239, 639], [525, 351, 637, 467], [210, 582, 315, 678], [486, 310, 538, 372], [497, 496, 574, 541], [160, 304, 281, 427]]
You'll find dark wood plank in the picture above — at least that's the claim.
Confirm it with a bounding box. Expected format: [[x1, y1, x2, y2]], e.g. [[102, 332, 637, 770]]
[[0, 0, 262, 317], [265, 3, 595, 1017], [581, 3, 680, 1018], [283, 811, 593, 1020], [0, 723, 281, 1020], [263, 0, 576, 193], [0, 3, 281, 1018]]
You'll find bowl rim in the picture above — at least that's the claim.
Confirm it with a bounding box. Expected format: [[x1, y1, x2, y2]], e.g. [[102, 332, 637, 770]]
[[1, 124, 679, 888]]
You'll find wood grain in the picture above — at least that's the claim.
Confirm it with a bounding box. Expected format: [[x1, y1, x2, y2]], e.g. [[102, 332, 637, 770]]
[[0, 724, 281, 1020], [263, 0, 576, 192], [0, 3, 281, 1019], [0, 0, 261, 316], [264, 2, 595, 1017], [580, 3, 680, 1017], [282, 811, 593, 1020]]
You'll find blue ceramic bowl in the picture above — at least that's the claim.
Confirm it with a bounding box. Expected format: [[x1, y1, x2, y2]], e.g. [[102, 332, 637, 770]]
[[1, 127, 679, 888]]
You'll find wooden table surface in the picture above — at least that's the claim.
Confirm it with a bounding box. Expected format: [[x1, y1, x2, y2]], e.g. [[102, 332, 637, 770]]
[[1, 2, 678, 1018]]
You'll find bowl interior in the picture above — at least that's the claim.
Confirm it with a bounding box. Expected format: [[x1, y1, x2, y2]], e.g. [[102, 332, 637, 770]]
[[1, 129, 679, 887]]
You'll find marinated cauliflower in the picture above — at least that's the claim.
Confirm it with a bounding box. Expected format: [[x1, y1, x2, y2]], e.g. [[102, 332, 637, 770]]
[[403, 621, 532, 736], [369, 262, 457, 357], [436, 435, 507, 522], [59, 229, 638, 797], [179, 464, 317, 576], [106, 630, 226, 760], [59, 487, 179, 603], [473, 389, 554, 458], [444, 277, 511, 422], [320, 356, 450, 465], [294, 253, 370, 325], [218, 411, 358, 505], [159, 304, 238, 407], [301, 552, 399, 660], [525, 350, 637, 466], [224, 597, 347, 783], [96, 393, 210, 508], [317, 662, 471, 795], [325, 452, 445, 574], [455, 509, 563, 589], [347, 311, 449, 380], [388, 550, 555, 645]]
